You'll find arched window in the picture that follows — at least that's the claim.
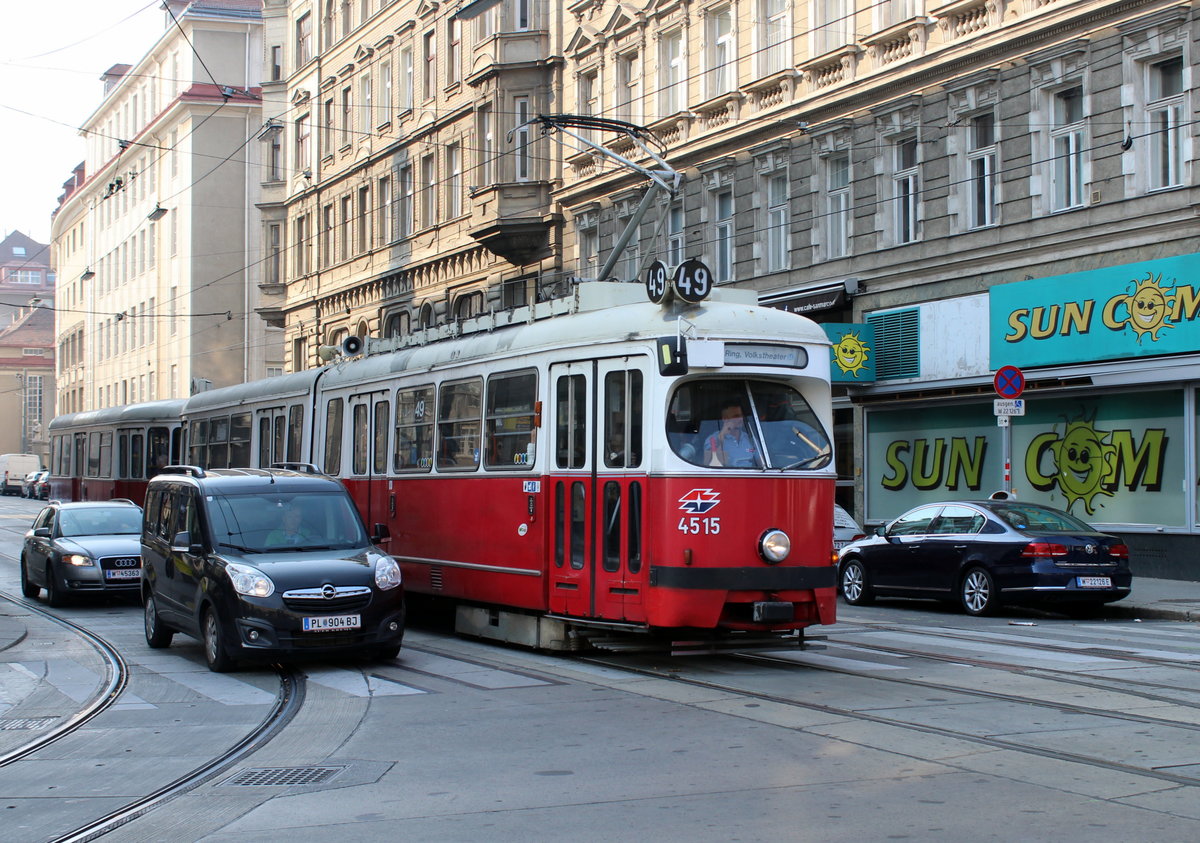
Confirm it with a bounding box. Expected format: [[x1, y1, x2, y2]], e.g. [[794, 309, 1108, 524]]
[[418, 302, 435, 329], [384, 311, 409, 338], [454, 292, 483, 321], [355, 319, 369, 338]]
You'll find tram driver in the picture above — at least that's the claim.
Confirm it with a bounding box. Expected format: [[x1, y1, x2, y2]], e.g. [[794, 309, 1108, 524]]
[[704, 402, 761, 468]]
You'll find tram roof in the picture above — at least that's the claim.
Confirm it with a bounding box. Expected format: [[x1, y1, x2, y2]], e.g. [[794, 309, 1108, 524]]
[[47, 398, 187, 431], [183, 366, 325, 415], [321, 282, 830, 388]]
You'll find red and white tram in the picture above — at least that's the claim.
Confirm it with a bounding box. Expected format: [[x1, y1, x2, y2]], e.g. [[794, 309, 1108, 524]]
[[177, 281, 838, 649], [46, 399, 185, 504]]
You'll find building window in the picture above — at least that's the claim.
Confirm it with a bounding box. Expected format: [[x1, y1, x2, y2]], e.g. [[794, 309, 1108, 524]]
[[421, 153, 437, 226], [1051, 86, 1085, 210], [322, 204, 334, 266], [478, 104, 494, 186], [446, 143, 462, 219], [514, 97, 531, 181], [296, 13, 312, 66], [270, 45, 282, 81], [399, 164, 413, 236], [323, 97, 334, 153], [879, 0, 916, 29], [579, 223, 599, 279], [9, 270, 40, 284], [766, 173, 788, 271], [341, 86, 353, 147], [667, 203, 684, 266], [379, 176, 393, 243], [295, 114, 311, 173], [713, 188, 733, 283], [422, 30, 436, 100], [825, 153, 850, 259], [578, 70, 598, 142], [268, 130, 282, 181], [761, 0, 788, 76], [340, 196, 352, 261], [295, 213, 310, 275], [660, 30, 684, 117], [447, 18, 461, 86], [358, 186, 370, 252], [379, 60, 392, 125], [893, 137, 919, 244], [1148, 56, 1184, 190], [707, 6, 734, 99], [967, 112, 997, 228], [616, 51, 640, 124], [359, 74, 372, 134], [400, 47, 413, 112], [814, 0, 851, 56], [266, 224, 282, 284], [516, 0, 531, 30]]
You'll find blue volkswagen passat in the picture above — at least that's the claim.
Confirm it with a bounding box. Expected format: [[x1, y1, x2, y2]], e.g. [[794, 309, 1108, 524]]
[[838, 500, 1132, 616]]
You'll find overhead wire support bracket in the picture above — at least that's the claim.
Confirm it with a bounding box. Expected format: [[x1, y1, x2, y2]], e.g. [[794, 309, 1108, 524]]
[[509, 114, 683, 284]]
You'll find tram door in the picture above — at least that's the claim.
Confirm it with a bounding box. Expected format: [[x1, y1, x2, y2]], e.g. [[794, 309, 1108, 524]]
[[548, 359, 646, 621], [347, 389, 391, 528]]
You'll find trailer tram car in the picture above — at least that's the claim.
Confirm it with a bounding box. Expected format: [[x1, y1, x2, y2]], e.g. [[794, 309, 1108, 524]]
[[176, 281, 838, 650], [46, 399, 185, 504]]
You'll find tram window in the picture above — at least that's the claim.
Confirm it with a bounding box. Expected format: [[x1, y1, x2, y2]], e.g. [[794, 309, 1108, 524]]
[[628, 481, 643, 573], [394, 385, 434, 472], [117, 433, 129, 479], [555, 374, 586, 469], [74, 433, 86, 479], [324, 398, 344, 475], [554, 481, 565, 568], [352, 402, 369, 475], [602, 481, 621, 572], [286, 406, 303, 461], [666, 379, 832, 470], [148, 427, 170, 475], [99, 431, 113, 477], [485, 370, 536, 470], [230, 413, 252, 468], [437, 378, 482, 471], [258, 417, 271, 467], [209, 416, 231, 469], [129, 432, 145, 479], [86, 433, 99, 477], [189, 419, 207, 466], [570, 481, 586, 570], [603, 370, 643, 468], [373, 400, 389, 474]]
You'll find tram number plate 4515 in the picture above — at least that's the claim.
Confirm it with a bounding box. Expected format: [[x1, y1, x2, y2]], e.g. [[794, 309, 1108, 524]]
[[303, 614, 362, 632], [678, 516, 721, 535]]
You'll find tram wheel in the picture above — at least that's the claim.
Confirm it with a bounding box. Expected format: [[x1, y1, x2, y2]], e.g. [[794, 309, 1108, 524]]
[[840, 558, 874, 605]]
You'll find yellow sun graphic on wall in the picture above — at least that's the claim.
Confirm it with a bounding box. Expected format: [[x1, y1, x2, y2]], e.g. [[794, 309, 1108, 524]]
[[1121, 273, 1175, 343], [1048, 418, 1116, 515], [833, 331, 871, 377]]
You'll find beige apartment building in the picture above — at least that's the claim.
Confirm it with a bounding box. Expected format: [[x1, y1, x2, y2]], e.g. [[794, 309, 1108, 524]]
[[51, 0, 281, 416]]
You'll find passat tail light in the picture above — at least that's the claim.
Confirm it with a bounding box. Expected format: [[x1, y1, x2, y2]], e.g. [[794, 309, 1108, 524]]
[[1108, 543, 1130, 559], [1021, 541, 1069, 558]]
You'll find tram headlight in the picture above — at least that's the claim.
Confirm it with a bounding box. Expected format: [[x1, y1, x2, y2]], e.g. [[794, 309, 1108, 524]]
[[758, 529, 791, 564], [225, 562, 275, 598], [374, 555, 402, 590]]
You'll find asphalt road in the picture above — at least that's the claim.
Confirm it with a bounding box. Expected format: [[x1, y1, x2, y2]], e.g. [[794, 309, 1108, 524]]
[[1, 494, 1198, 842]]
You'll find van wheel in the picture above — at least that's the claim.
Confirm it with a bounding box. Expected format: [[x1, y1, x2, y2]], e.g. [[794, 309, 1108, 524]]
[[202, 608, 235, 672], [144, 590, 174, 648], [44, 565, 67, 608], [19, 557, 39, 599], [375, 643, 402, 661]]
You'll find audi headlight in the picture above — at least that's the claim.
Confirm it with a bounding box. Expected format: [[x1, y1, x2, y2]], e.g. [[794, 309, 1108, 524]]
[[374, 556, 402, 591], [759, 529, 791, 564], [225, 562, 275, 598], [62, 553, 94, 567]]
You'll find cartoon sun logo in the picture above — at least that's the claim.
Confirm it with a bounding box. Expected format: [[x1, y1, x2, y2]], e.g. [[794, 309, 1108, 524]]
[[1121, 273, 1175, 343], [1048, 417, 1116, 515], [832, 331, 871, 377]]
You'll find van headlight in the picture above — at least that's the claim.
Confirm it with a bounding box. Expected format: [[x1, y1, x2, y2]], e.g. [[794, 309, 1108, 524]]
[[226, 562, 275, 598], [759, 529, 791, 564], [374, 556, 402, 590]]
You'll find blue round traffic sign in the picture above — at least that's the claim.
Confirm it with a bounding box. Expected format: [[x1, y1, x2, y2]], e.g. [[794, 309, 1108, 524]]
[[994, 365, 1025, 398]]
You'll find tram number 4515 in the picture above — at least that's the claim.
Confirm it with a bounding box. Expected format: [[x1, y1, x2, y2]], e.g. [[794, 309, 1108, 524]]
[[678, 516, 721, 535]]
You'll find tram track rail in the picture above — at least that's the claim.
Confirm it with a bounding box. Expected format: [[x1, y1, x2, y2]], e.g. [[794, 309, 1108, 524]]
[[0, 591, 307, 842], [579, 630, 1200, 790]]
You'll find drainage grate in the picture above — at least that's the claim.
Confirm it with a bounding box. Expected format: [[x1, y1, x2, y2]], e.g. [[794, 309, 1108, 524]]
[[0, 717, 58, 731], [224, 765, 347, 787]]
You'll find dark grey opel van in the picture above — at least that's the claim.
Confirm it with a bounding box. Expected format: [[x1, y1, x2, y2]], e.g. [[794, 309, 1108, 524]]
[[141, 466, 404, 671]]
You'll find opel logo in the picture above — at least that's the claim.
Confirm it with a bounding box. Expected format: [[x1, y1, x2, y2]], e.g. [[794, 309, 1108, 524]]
[[322, 584, 337, 600], [1084, 544, 1097, 555]]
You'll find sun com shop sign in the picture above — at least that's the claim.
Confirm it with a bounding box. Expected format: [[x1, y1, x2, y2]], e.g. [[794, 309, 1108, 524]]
[[989, 253, 1200, 368]]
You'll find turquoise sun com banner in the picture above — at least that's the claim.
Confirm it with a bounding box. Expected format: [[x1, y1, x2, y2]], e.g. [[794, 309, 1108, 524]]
[[823, 323, 876, 383]]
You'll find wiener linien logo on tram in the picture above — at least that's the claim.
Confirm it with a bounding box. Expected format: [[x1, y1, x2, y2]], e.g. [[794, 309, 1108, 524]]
[[678, 489, 721, 514]]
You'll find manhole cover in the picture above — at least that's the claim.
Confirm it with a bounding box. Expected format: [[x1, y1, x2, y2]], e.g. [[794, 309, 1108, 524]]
[[223, 766, 347, 787], [0, 717, 57, 731]]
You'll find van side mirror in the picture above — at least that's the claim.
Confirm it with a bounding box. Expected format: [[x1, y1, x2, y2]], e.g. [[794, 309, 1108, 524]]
[[170, 531, 202, 553], [372, 523, 391, 543]]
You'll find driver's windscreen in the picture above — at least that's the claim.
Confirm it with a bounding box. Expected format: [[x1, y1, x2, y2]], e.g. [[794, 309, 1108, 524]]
[[666, 379, 832, 470], [206, 491, 368, 552]]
